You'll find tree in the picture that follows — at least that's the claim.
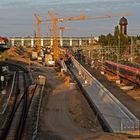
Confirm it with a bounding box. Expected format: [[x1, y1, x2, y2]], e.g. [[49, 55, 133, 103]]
[[114, 25, 119, 37], [114, 25, 120, 46], [106, 33, 114, 46], [98, 35, 108, 46]]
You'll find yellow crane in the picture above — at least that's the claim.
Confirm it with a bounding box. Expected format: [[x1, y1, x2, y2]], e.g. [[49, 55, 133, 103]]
[[48, 11, 59, 61], [59, 26, 79, 38], [48, 11, 130, 61]]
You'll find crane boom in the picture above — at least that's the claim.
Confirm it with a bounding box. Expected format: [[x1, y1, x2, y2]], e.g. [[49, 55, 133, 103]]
[[59, 26, 79, 36], [59, 13, 131, 22]]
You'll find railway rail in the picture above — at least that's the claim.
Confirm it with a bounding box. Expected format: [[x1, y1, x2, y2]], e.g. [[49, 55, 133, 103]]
[[0, 61, 37, 140], [0, 61, 46, 140]]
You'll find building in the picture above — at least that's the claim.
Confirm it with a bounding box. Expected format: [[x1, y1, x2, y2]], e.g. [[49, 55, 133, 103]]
[[119, 17, 128, 35]]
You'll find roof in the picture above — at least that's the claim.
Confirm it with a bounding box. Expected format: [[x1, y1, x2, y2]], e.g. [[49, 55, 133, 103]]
[[119, 17, 128, 25]]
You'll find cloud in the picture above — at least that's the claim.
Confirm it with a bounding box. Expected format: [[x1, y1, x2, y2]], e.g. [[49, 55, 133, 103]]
[[0, 0, 140, 36]]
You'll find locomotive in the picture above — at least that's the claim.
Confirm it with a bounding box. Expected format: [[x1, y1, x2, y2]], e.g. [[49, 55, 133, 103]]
[[104, 61, 140, 85]]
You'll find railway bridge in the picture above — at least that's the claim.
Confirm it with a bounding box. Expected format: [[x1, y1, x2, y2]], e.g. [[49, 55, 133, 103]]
[[9, 37, 99, 47]]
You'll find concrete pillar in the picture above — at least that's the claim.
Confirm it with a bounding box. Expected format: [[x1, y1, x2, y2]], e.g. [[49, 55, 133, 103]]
[[60, 38, 63, 47], [50, 38, 53, 46], [31, 38, 34, 47], [41, 38, 44, 46], [11, 39, 15, 46], [70, 38, 72, 46], [79, 39, 82, 46], [21, 38, 24, 46]]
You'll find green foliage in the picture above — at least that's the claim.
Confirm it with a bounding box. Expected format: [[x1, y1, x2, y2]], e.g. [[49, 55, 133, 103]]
[[136, 40, 140, 46], [99, 25, 130, 47], [98, 35, 108, 46], [106, 33, 115, 46], [114, 25, 119, 45], [119, 33, 129, 46], [114, 26, 119, 37]]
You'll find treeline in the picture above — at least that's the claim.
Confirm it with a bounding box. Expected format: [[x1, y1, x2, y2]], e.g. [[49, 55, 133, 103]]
[[98, 25, 138, 47]]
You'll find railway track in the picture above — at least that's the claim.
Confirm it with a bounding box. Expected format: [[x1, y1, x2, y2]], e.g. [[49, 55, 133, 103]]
[[0, 61, 45, 140], [0, 61, 37, 140]]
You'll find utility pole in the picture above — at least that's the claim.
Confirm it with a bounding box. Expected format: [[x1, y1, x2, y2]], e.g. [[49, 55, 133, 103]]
[[101, 47, 105, 74], [130, 37, 134, 63], [116, 35, 121, 84]]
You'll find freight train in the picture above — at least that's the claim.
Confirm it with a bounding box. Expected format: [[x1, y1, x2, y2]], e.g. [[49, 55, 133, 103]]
[[104, 61, 140, 85]]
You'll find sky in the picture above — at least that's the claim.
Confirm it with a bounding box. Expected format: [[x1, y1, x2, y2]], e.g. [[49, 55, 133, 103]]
[[0, 0, 140, 37]]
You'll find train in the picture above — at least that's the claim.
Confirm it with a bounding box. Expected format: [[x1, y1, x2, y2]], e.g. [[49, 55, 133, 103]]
[[104, 60, 140, 85]]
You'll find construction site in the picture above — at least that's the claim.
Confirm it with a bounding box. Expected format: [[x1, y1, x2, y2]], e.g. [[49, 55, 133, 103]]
[[0, 1, 140, 140]]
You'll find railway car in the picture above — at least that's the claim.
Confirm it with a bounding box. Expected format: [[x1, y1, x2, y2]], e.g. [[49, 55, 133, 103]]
[[104, 61, 140, 85]]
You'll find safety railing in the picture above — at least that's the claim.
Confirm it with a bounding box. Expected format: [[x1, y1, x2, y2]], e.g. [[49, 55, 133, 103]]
[[71, 57, 140, 135]]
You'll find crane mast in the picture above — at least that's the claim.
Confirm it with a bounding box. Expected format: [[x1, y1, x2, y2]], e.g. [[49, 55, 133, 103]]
[[48, 11, 59, 61]]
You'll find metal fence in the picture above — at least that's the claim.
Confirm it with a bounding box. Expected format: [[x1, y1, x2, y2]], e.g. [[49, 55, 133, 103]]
[[71, 57, 140, 136]]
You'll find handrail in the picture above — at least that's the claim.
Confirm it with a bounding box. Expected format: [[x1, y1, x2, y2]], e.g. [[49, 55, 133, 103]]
[[0, 72, 16, 114], [71, 57, 140, 134]]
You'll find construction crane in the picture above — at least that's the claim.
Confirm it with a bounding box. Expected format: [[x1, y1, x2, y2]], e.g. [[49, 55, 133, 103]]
[[48, 28, 53, 38], [48, 11, 59, 61], [59, 26, 79, 38], [34, 13, 42, 55], [59, 26, 80, 47], [48, 11, 130, 61]]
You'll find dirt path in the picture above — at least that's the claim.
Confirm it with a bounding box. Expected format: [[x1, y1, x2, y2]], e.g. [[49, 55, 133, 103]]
[[37, 68, 94, 139]]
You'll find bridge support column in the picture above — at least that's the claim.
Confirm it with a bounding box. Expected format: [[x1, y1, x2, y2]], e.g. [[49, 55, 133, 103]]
[[79, 39, 82, 46], [70, 38, 73, 46], [41, 38, 44, 47], [21, 38, 24, 46], [60, 38, 63, 47], [31, 38, 34, 47], [50, 38, 53, 46], [11, 39, 15, 46]]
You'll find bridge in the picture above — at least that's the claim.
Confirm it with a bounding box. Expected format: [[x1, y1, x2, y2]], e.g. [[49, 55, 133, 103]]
[[9, 37, 99, 47]]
